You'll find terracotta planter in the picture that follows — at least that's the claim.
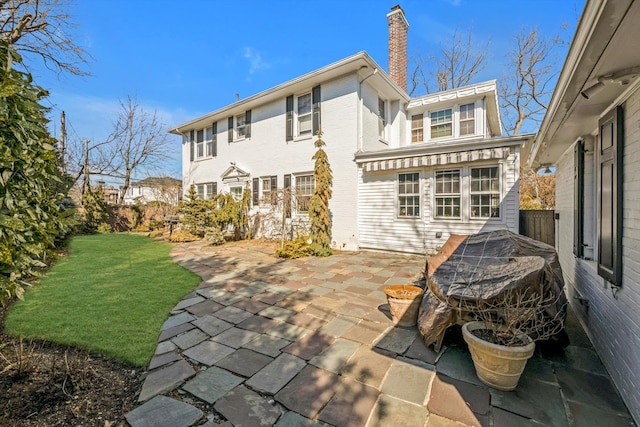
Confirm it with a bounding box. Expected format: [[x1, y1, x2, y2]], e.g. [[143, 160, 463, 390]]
[[462, 321, 535, 391], [383, 285, 424, 327]]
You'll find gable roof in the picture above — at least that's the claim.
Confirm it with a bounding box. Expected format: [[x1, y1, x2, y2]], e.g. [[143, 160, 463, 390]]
[[169, 52, 410, 135], [134, 176, 182, 187], [527, 0, 640, 167]]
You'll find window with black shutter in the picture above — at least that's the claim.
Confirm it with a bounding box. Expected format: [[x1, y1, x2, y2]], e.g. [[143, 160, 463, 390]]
[[228, 117, 234, 143], [286, 95, 294, 141], [574, 140, 585, 258], [312, 85, 321, 134], [598, 106, 624, 286]]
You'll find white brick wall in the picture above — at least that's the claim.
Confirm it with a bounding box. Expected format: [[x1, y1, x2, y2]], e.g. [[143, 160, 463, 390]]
[[555, 87, 640, 422]]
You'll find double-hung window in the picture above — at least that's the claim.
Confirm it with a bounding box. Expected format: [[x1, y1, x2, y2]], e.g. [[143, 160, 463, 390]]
[[230, 185, 244, 202], [430, 109, 453, 139], [196, 129, 204, 158], [295, 174, 314, 213], [235, 114, 247, 139], [229, 111, 251, 142], [470, 166, 500, 218], [459, 103, 475, 136], [261, 178, 272, 202], [411, 114, 424, 143], [435, 169, 460, 218], [205, 126, 214, 157], [398, 172, 420, 217], [378, 98, 387, 139], [297, 93, 312, 136], [196, 182, 217, 199]]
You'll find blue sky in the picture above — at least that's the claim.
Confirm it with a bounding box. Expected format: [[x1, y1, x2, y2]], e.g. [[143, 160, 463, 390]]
[[31, 0, 584, 183]]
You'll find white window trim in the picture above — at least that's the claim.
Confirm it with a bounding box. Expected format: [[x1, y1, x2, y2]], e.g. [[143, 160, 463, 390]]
[[196, 129, 205, 159], [421, 101, 480, 143], [235, 114, 247, 141], [433, 168, 461, 220], [196, 182, 216, 199], [397, 171, 421, 219], [294, 91, 313, 140], [293, 172, 314, 215], [411, 113, 424, 144], [260, 177, 272, 205], [469, 165, 502, 219], [229, 184, 245, 202], [430, 163, 503, 222], [378, 98, 388, 142]]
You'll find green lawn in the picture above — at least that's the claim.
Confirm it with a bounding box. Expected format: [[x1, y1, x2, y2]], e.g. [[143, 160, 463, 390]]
[[4, 233, 201, 366]]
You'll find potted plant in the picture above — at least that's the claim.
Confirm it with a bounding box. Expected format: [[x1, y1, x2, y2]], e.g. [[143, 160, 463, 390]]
[[455, 284, 565, 391], [384, 284, 424, 327]]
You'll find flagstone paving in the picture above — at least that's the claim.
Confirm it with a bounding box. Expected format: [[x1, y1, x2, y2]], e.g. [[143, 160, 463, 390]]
[[126, 240, 635, 426]]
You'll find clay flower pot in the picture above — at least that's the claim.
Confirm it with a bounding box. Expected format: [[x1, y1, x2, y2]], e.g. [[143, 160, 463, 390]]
[[462, 321, 535, 391], [383, 285, 424, 327]]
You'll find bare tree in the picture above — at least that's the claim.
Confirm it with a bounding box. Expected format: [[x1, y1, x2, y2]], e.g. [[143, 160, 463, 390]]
[[108, 96, 170, 204], [0, 0, 90, 76], [408, 28, 490, 95], [499, 27, 557, 136]]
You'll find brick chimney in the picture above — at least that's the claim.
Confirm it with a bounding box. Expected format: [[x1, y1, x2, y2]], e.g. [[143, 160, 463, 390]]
[[387, 5, 409, 92]]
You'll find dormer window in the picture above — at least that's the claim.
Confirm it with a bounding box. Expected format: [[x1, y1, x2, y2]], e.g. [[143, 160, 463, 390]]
[[460, 103, 475, 136], [430, 108, 453, 139], [411, 114, 424, 143]]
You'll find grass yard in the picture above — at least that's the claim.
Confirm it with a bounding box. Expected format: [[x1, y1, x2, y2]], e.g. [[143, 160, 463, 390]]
[[4, 233, 201, 366]]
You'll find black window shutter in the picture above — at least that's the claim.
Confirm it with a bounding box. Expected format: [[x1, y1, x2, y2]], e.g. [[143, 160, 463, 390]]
[[252, 178, 259, 206], [574, 140, 585, 258], [270, 175, 277, 206], [597, 106, 624, 286], [286, 95, 294, 141], [228, 116, 234, 143], [212, 122, 218, 156], [245, 110, 252, 138], [213, 182, 217, 195], [284, 174, 291, 218], [189, 130, 194, 161], [312, 85, 321, 134]]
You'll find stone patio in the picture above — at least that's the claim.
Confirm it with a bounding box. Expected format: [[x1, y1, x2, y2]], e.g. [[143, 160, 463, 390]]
[[125, 240, 635, 427]]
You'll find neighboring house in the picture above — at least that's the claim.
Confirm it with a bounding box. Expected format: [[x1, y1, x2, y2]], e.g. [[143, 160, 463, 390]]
[[96, 181, 119, 205], [122, 176, 182, 206], [526, 0, 640, 422], [170, 6, 531, 254]]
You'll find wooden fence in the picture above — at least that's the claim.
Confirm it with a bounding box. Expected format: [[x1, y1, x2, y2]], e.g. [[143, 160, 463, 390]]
[[519, 210, 555, 246]]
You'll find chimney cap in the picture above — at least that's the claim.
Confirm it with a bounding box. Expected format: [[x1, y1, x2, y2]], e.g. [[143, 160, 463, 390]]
[[387, 4, 409, 27]]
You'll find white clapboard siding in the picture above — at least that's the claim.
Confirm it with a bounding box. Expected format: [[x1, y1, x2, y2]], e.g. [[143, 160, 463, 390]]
[[358, 147, 519, 255], [553, 87, 640, 420]]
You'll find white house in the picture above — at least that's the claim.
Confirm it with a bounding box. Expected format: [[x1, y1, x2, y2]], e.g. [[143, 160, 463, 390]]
[[527, 0, 640, 422], [170, 6, 531, 254], [122, 176, 182, 206]]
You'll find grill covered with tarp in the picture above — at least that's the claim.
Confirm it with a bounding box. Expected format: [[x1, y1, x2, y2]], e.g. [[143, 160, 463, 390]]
[[418, 230, 567, 349]]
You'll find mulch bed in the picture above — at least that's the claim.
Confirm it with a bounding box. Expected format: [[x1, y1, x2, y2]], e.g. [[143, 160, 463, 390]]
[[0, 305, 144, 426]]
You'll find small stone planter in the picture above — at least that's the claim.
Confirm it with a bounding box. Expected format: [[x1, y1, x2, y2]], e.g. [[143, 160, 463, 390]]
[[462, 321, 535, 391], [383, 285, 424, 327]]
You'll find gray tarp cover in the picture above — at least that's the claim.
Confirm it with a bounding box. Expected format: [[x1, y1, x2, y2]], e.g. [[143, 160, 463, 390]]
[[418, 230, 567, 347]]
